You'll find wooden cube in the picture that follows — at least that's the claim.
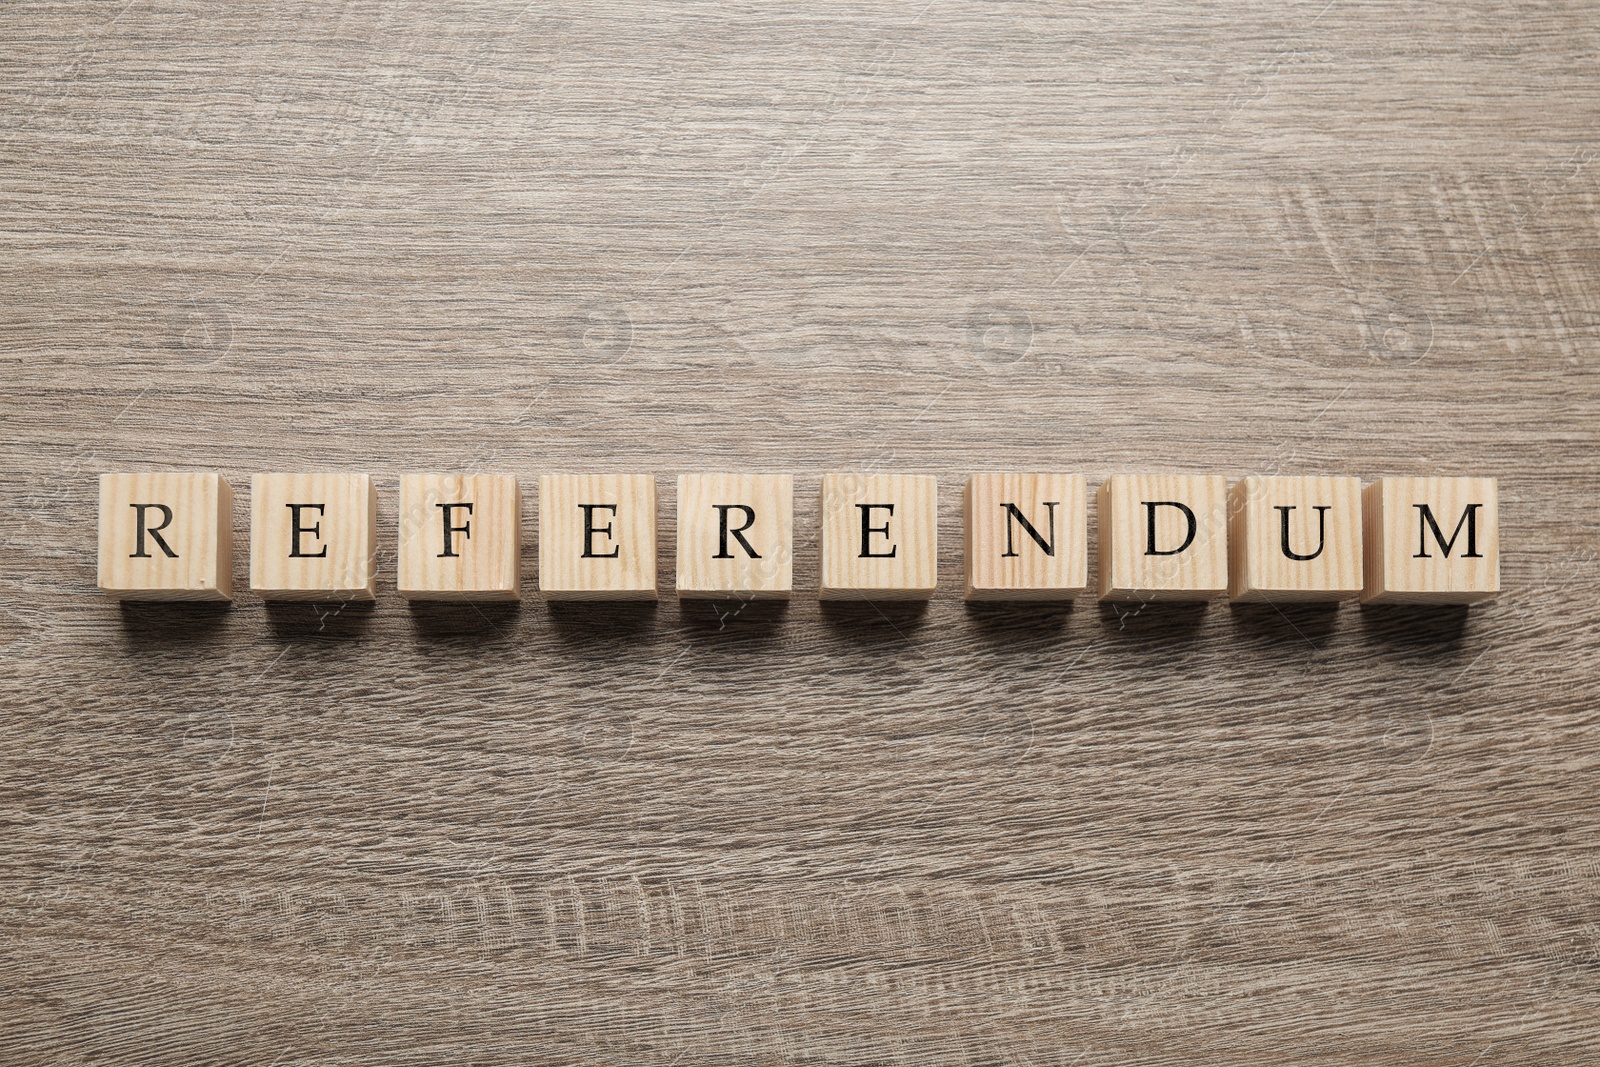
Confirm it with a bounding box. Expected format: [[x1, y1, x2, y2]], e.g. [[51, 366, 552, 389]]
[[1362, 476, 1499, 604], [676, 474, 793, 599], [539, 474, 657, 601], [250, 473, 377, 601], [819, 474, 938, 600], [964, 473, 1087, 600], [98, 472, 233, 601], [1228, 475, 1363, 602], [1097, 474, 1228, 601], [397, 474, 521, 601]]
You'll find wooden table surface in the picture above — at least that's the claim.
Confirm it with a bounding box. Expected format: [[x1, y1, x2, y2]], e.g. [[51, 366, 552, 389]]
[[4, 2, 1599, 1063]]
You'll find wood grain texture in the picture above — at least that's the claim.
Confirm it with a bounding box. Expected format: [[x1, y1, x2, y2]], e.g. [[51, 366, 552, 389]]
[[96, 472, 232, 601], [249, 473, 377, 601], [539, 473, 658, 600], [396, 474, 521, 601], [676, 473, 793, 599], [1097, 474, 1230, 600], [1228, 475, 1363, 602], [964, 473, 1088, 600], [4, 0, 1600, 1063], [1362, 476, 1501, 605], [819, 473, 939, 599]]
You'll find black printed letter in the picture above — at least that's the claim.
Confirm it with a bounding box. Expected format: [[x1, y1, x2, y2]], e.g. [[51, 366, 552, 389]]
[[858, 504, 897, 558], [1414, 503, 1482, 558], [999, 502, 1058, 558], [1143, 501, 1196, 556], [581, 504, 621, 558], [287, 503, 328, 558], [129, 504, 177, 559], [713, 504, 760, 559], [1277, 505, 1329, 562], [437, 502, 473, 558]]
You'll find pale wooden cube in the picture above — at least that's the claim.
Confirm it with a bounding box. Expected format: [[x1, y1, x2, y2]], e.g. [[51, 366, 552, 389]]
[[1097, 474, 1228, 601], [250, 473, 377, 601], [676, 474, 793, 599], [819, 473, 938, 600], [1228, 475, 1363, 602], [539, 474, 657, 601], [98, 472, 233, 601], [964, 473, 1087, 600], [1362, 476, 1499, 604], [397, 474, 521, 602]]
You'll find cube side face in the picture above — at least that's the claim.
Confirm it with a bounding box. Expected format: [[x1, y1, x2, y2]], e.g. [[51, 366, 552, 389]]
[[250, 474, 377, 600], [539, 475, 658, 601], [962, 479, 976, 598], [1097, 474, 1228, 601], [819, 474, 938, 600], [216, 478, 235, 601], [964, 473, 1087, 600], [1095, 480, 1115, 599], [1363, 477, 1499, 604], [1227, 480, 1250, 601], [396, 475, 521, 602], [1362, 480, 1384, 602], [675, 474, 793, 599], [97, 472, 232, 601], [1229, 476, 1363, 602]]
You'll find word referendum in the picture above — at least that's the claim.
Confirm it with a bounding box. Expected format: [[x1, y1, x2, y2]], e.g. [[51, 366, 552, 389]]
[[96, 472, 1500, 606]]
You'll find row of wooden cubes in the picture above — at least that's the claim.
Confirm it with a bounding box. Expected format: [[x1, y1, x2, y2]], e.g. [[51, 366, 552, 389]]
[[97, 472, 1499, 605]]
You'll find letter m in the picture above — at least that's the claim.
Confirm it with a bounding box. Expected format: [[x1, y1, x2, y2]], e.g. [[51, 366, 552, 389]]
[[1413, 503, 1483, 559]]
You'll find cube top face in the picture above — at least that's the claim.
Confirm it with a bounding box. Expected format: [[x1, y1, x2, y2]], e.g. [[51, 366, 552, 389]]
[[250, 474, 377, 601], [539, 474, 658, 601], [98, 472, 233, 601], [819, 473, 938, 600], [964, 473, 1087, 600], [676, 474, 793, 600], [397, 474, 521, 602], [1228, 475, 1363, 602], [1363, 477, 1499, 604], [1097, 474, 1229, 601]]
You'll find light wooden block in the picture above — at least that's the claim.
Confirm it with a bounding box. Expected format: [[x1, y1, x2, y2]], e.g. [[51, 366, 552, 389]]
[[964, 473, 1087, 600], [1097, 474, 1228, 601], [1228, 475, 1363, 602], [819, 474, 938, 600], [1362, 476, 1499, 604], [250, 473, 377, 601], [676, 474, 793, 599], [98, 472, 233, 601], [397, 474, 521, 602], [539, 474, 657, 601]]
